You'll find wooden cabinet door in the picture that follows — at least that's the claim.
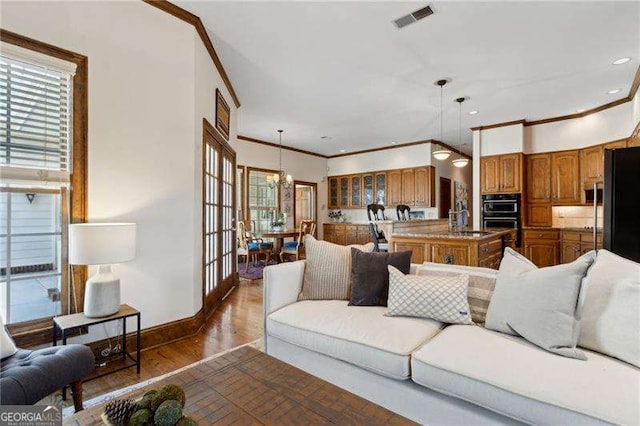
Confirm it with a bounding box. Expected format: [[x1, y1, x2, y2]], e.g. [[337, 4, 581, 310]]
[[394, 242, 426, 264], [350, 175, 362, 208], [430, 244, 470, 266], [524, 241, 559, 267], [333, 227, 346, 245], [500, 153, 522, 193], [481, 156, 501, 194], [323, 224, 335, 243], [580, 145, 603, 189], [339, 176, 350, 208], [375, 172, 386, 205], [328, 177, 339, 210], [526, 204, 552, 227], [526, 154, 551, 203], [413, 166, 434, 207], [362, 174, 374, 206], [562, 241, 581, 263], [345, 228, 358, 245], [551, 150, 580, 204], [356, 226, 371, 245], [401, 169, 415, 205], [387, 170, 402, 205]]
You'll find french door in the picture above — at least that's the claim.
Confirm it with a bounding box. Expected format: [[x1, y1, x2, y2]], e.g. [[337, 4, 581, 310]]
[[203, 119, 236, 316]]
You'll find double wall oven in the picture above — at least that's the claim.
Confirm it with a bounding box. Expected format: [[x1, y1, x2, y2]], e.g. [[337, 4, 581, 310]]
[[482, 193, 522, 247]]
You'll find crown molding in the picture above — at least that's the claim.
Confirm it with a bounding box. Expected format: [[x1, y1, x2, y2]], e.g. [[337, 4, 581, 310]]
[[471, 65, 640, 131], [142, 0, 240, 108], [237, 135, 328, 159]]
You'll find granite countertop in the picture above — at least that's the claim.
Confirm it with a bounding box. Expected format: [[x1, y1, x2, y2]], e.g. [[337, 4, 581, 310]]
[[391, 228, 513, 241], [523, 226, 602, 232], [328, 219, 442, 225]]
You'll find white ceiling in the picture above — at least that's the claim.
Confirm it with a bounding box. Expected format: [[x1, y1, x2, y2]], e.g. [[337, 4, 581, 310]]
[[177, 1, 640, 156]]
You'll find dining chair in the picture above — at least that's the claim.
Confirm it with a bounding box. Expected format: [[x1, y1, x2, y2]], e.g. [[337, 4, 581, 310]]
[[237, 220, 272, 271], [366, 204, 386, 221], [369, 222, 389, 252], [280, 220, 316, 262], [396, 204, 411, 221]]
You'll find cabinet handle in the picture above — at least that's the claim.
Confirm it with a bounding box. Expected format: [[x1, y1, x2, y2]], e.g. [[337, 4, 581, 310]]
[[538, 233, 543, 237]]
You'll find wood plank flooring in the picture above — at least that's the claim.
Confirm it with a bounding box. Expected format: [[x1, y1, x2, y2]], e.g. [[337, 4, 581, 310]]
[[82, 278, 264, 400]]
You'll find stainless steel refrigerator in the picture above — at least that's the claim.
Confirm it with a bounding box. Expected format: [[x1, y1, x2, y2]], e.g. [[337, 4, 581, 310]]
[[603, 146, 640, 262]]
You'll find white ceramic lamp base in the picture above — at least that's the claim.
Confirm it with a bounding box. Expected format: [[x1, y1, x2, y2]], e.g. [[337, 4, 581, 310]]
[[84, 264, 121, 318]]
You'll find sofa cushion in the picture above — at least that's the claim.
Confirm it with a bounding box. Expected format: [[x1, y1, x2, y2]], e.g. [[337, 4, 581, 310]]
[[349, 249, 412, 306], [267, 300, 443, 379], [411, 325, 640, 425], [579, 249, 640, 368], [416, 262, 498, 324], [299, 236, 374, 301]]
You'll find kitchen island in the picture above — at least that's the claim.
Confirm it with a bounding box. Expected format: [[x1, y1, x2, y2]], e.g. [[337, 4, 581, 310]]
[[323, 219, 448, 246], [390, 228, 516, 269]]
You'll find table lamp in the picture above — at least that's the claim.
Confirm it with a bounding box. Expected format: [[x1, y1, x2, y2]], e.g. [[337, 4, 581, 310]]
[[69, 223, 136, 318]]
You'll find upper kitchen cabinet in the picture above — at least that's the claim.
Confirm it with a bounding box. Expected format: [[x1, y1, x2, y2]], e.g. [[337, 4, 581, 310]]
[[375, 172, 386, 205], [339, 176, 350, 208], [413, 167, 435, 207], [551, 150, 580, 204], [481, 153, 523, 194], [362, 174, 374, 205], [401, 169, 415, 205], [328, 177, 339, 209], [580, 145, 603, 189], [526, 153, 551, 203], [350, 175, 362, 208], [387, 169, 403, 206]]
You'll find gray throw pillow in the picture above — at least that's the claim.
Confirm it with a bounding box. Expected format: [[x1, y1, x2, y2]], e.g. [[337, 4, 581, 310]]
[[486, 247, 596, 360], [349, 249, 412, 306]]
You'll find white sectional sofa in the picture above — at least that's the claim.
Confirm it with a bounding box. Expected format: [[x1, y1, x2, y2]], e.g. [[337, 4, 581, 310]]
[[263, 261, 640, 425]]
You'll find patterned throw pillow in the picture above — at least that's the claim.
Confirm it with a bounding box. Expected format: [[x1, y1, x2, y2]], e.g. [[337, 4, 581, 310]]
[[416, 263, 498, 324], [299, 235, 375, 300], [387, 266, 474, 325]]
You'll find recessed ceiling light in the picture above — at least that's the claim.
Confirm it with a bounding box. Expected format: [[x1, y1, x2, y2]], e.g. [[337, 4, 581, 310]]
[[576, 109, 585, 113], [469, 110, 479, 115], [607, 89, 622, 95], [613, 57, 631, 65], [320, 136, 332, 140], [339, 149, 346, 153], [391, 142, 397, 145]]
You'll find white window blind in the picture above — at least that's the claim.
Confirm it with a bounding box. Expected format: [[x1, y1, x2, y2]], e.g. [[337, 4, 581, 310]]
[[0, 56, 72, 172]]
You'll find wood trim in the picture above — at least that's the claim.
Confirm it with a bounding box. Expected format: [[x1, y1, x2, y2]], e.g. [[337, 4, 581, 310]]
[[237, 165, 246, 221], [142, 0, 240, 108], [292, 180, 318, 229], [238, 135, 328, 159], [472, 65, 640, 131], [1, 30, 88, 344], [215, 88, 231, 140]]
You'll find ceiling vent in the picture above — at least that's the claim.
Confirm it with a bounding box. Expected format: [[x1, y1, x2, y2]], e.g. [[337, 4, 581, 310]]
[[393, 5, 434, 29]]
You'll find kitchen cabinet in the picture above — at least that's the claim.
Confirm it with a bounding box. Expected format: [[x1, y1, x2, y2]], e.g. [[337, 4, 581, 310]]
[[413, 167, 435, 207], [401, 169, 415, 205], [580, 145, 603, 189], [604, 140, 628, 150], [526, 154, 551, 203], [523, 229, 560, 267], [551, 150, 580, 204], [350, 175, 362, 208], [481, 154, 522, 194], [562, 230, 602, 263], [328, 177, 339, 210], [323, 223, 371, 245], [375, 172, 386, 205], [339, 176, 350, 208], [362, 174, 374, 205], [387, 170, 402, 206], [526, 204, 552, 227]]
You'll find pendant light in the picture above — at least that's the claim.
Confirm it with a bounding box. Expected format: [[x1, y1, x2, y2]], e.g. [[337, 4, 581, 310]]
[[432, 79, 452, 161], [452, 97, 469, 168], [267, 130, 293, 189]]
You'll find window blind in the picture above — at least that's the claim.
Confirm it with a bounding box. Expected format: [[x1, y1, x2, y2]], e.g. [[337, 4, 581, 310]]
[[0, 56, 72, 172]]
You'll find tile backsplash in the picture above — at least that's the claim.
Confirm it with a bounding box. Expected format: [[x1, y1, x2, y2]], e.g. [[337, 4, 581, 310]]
[[552, 206, 603, 228]]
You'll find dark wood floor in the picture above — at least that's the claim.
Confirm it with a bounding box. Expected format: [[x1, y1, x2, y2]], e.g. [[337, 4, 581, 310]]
[[83, 278, 263, 400]]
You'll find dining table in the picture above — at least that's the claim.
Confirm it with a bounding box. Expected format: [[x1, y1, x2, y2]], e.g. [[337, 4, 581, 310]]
[[261, 228, 302, 261]]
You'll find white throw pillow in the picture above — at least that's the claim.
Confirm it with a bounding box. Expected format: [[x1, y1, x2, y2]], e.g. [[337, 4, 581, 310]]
[[299, 235, 374, 300], [1, 314, 18, 360], [578, 250, 640, 367], [485, 247, 596, 360], [387, 265, 473, 325]]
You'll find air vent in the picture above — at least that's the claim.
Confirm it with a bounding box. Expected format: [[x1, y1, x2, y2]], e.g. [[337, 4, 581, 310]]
[[393, 5, 434, 29]]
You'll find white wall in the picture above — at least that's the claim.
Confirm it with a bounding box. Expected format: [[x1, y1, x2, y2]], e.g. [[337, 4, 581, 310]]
[[524, 100, 637, 153], [1, 2, 238, 333], [235, 140, 327, 236], [327, 143, 473, 223], [479, 124, 524, 156]]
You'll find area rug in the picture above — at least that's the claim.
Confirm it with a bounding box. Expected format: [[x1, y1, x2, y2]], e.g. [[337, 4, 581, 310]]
[[60, 338, 264, 418], [238, 260, 277, 280]]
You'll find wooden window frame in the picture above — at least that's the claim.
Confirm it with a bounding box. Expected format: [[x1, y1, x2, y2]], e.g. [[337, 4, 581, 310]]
[[1, 30, 88, 346], [245, 166, 282, 232]]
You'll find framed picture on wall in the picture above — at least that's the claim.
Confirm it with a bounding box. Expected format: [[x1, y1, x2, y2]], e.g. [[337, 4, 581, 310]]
[[215, 88, 230, 140]]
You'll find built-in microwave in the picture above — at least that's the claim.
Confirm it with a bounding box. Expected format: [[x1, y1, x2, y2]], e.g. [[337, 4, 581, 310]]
[[585, 188, 603, 205]]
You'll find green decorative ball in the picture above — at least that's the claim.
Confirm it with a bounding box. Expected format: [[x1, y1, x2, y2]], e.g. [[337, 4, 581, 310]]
[[127, 409, 152, 426], [154, 400, 183, 426], [150, 384, 186, 411], [176, 416, 198, 426]]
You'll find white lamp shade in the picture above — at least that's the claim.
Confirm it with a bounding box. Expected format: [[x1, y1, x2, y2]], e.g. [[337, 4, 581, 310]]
[[69, 223, 136, 265], [432, 150, 451, 160], [452, 158, 470, 168]]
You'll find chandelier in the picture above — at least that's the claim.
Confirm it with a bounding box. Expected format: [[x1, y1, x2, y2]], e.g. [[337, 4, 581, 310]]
[[432, 79, 452, 161], [267, 129, 292, 189]]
